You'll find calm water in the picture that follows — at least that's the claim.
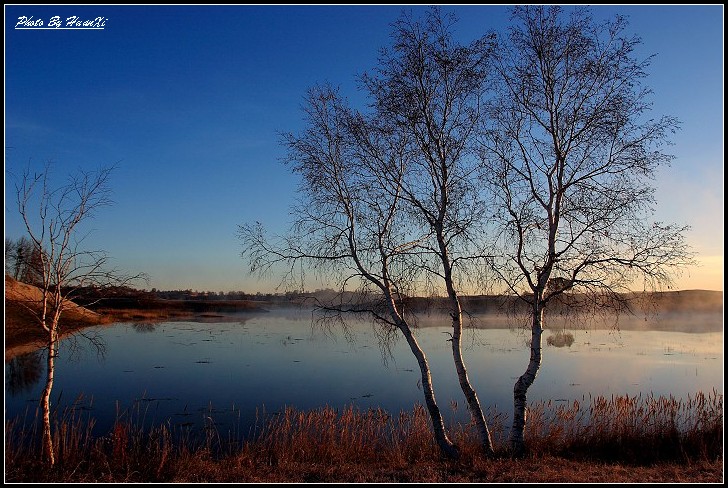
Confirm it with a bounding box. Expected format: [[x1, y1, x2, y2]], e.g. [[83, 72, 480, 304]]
[[5, 310, 723, 438]]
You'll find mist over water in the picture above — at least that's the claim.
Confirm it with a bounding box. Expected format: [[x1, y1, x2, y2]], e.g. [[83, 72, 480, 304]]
[[5, 308, 723, 440]]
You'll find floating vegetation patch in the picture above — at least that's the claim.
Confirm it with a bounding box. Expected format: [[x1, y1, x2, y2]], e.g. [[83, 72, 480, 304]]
[[547, 331, 575, 348]]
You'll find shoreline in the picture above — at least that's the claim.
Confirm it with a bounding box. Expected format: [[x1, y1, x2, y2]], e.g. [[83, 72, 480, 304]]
[[6, 305, 722, 362]]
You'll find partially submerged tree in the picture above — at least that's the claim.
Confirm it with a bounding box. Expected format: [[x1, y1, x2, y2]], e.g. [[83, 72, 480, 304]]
[[481, 5, 694, 455], [14, 163, 143, 466], [239, 86, 460, 458], [360, 8, 497, 456]]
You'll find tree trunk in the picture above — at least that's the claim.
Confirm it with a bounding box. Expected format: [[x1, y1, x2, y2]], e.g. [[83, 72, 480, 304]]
[[41, 328, 57, 466], [449, 296, 495, 456], [510, 303, 544, 457], [400, 324, 459, 459], [437, 235, 494, 455]]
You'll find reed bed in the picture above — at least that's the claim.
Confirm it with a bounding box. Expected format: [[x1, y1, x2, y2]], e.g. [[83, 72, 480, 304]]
[[523, 388, 723, 463], [5, 390, 723, 483], [249, 404, 439, 466]]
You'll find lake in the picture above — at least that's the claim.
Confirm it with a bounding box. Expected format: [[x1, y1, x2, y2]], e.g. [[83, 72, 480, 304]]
[[5, 309, 723, 439]]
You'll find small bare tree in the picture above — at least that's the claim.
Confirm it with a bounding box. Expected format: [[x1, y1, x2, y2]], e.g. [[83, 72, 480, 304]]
[[5, 236, 44, 284], [481, 6, 695, 455], [360, 8, 497, 456], [240, 85, 461, 459], [13, 163, 143, 466]]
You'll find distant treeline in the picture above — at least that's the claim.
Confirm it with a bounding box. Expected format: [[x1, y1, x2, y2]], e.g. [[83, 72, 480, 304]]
[[69, 285, 302, 303], [67, 285, 722, 316], [385, 292, 723, 318]]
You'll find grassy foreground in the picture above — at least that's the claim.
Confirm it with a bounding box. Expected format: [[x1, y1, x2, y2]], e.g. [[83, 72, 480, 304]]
[[5, 391, 723, 483]]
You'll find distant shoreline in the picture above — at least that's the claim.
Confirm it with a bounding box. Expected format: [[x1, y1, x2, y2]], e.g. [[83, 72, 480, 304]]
[[5, 274, 722, 362]]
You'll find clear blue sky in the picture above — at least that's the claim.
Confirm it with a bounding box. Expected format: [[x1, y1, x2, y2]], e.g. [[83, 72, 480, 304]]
[[4, 5, 723, 292]]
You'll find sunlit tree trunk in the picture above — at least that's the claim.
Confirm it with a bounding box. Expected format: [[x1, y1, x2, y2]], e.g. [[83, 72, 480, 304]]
[[449, 305, 494, 456], [510, 302, 544, 456], [41, 326, 58, 466], [440, 241, 494, 456], [382, 285, 459, 459], [399, 322, 459, 459]]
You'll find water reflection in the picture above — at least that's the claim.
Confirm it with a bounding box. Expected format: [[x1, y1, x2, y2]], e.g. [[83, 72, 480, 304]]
[[4, 311, 723, 439], [6, 350, 43, 396], [132, 322, 157, 333]]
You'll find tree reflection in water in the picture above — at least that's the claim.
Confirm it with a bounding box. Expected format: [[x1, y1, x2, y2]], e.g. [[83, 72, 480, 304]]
[[7, 350, 43, 395], [132, 322, 156, 333]]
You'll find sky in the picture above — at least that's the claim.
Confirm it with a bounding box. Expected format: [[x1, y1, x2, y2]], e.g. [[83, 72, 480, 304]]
[[4, 5, 724, 293]]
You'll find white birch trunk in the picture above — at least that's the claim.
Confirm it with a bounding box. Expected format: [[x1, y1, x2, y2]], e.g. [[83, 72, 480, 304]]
[[399, 323, 459, 459], [510, 304, 544, 456], [41, 328, 57, 466]]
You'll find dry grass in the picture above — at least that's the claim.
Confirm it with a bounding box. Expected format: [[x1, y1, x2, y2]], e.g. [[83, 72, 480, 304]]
[[94, 307, 191, 322], [524, 389, 723, 463], [546, 330, 575, 347], [5, 391, 723, 483]]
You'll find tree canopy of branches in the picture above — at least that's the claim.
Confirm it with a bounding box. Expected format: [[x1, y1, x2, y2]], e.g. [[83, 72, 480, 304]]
[[360, 8, 497, 455], [481, 5, 694, 455], [240, 83, 460, 458], [240, 5, 694, 460], [240, 7, 521, 458], [13, 163, 143, 466]]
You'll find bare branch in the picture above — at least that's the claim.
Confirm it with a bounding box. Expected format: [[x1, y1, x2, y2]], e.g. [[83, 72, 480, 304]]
[[9, 161, 144, 466], [481, 5, 695, 455]]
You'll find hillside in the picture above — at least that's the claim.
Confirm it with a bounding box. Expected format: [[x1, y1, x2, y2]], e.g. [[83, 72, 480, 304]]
[[5, 275, 106, 360], [4, 276, 267, 361]]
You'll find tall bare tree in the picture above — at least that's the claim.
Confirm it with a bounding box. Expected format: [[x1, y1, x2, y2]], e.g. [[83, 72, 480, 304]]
[[360, 8, 497, 456], [481, 6, 694, 455], [239, 86, 460, 458], [14, 163, 143, 466]]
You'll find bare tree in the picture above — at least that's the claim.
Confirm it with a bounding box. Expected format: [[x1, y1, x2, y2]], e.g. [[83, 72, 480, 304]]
[[481, 6, 694, 456], [13, 163, 143, 466], [5, 235, 45, 284], [5, 237, 18, 276], [360, 8, 497, 456], [239, 85, 460, 459]]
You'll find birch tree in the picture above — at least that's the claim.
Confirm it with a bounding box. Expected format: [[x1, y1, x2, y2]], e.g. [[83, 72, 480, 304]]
[[14, 164, 143, 466], [481, 5, 694, 456], [360, 8, 497, 456], [239, 86, 460, 458]]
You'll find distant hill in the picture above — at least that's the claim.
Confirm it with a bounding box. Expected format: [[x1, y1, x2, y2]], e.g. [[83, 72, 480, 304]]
[[5, 274, 104, 326], [634, 289, 723, 313], [4, 275, 268, 360], [5, 275, 105, 360]]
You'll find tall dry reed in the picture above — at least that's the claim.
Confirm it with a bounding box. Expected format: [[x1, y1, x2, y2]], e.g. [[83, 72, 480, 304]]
[[5, 390, 723, 482], [523, 389, 723, 462]]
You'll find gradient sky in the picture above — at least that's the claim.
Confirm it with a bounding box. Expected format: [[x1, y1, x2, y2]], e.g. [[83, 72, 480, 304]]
[[4, 5, 723, 293]]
